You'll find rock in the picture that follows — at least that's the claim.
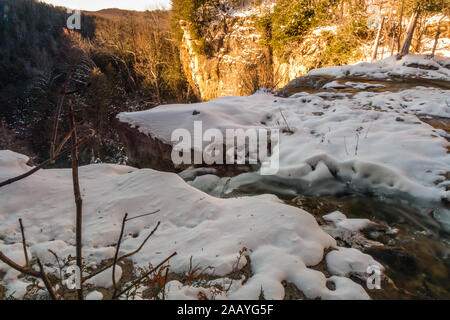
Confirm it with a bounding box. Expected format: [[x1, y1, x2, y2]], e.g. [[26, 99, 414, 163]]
[[115, 119, 179, 172], [403, 62, 439, 71], [276, 75, 335, 97], [364, 246, 419, 278], [116, 118, 256, 175]]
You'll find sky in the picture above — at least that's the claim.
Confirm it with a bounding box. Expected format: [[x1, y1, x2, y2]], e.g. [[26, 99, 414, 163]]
[[39, 0, 171, 11]]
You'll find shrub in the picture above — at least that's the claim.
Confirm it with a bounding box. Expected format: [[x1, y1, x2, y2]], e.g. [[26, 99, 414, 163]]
[[314, 18, 372, 68], [254, 0, 340, 58]]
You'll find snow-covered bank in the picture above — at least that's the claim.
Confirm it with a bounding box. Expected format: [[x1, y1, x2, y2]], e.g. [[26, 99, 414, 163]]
[[118, 80, 450, 206], [307, 54, 450, 84], [0, 150, 378, 299]]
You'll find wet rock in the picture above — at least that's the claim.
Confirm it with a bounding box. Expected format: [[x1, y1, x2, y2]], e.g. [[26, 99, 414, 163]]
[[362, 224, 397, 243], [282, 281, 307, 300], [404, 62, 439, 71], [364, 247, 419, 278]]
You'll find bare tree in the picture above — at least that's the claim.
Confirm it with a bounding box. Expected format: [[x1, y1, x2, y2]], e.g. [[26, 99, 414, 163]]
[[372, 16, 386, 61], [430, 21, 442, 58], [398, 8, 420, 58]]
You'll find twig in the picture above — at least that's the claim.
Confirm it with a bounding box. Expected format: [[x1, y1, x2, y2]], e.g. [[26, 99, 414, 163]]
[[112, 213, 128, 299], [37, 258, 57, 300], [116, 252, 177, 298], [69, 100, 83, 301], [0, 134, 92, 188], [125, 210, 160, 222], [19, 218, 30, 268], [365, 121, 373, 139], [0, 251, 40, 277], [120, 222, 161, 261], [54, 126, 76, 155], [344, 137, 349, 156], [48, 249, 64, 290], [50, 70, 73, 161], [355, 134, 360, 156], [83, 221, 161, 282], [279, 108, 293, 134], [162, 267, 169, 300]]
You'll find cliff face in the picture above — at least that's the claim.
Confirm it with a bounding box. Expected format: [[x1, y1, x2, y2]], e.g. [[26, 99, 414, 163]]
[[178, 1, 450, 101], [179, 12, 272, 101], [178, 2, 366, 101]]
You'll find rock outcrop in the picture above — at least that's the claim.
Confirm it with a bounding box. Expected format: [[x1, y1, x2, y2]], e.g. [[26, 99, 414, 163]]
[[178, 1, 450, 101], [179, 12, 272, 101], [116, 120, 177, 172]]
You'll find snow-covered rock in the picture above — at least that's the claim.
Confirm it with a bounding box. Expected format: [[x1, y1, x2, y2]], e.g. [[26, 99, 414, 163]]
[[308, 54, 450, 85], [0, 150, 376, 299], [118, 83, 450, 205]]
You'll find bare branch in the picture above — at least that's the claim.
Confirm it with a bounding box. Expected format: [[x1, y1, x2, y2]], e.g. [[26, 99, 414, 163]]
[[37, 258, 57, 300], [55, 126, 76, 155], [125, 209, 160, 222], [0, 134, 92, 188], [19, 218, 30, 268], [162, 267, 169, 300], [48, 249, 64, 290], [279, 108, 293, 134], [69, 100, 84, 301], [0, 251, 40, 277], [116, 252, 177, 298], [50, 70, 73, 161], [112, 213, 128, 299], [83, 221, 161, 282]]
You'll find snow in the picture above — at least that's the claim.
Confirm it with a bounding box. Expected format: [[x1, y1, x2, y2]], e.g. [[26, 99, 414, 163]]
[[326, 247, 384, 278], [0, 150, 376, 299], [86, 265, 122, 288], [323, 211, 372, 232], [308, 54, 450, 82], [118, 81, 450, 206], [86, 290, 103, 300]]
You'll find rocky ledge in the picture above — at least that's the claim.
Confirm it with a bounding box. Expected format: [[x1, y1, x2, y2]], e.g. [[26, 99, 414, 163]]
[[116, 119, 177, 172]]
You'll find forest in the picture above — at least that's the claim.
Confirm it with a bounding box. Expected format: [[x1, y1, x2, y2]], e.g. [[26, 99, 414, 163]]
[[0, 0, 195, 166]]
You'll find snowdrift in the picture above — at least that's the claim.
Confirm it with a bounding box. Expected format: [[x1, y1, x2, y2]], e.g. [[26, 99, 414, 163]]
[[0, 150, 375, 299]]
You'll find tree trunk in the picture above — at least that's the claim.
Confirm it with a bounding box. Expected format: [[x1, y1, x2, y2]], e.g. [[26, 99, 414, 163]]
[[397, 0, 405, 52], [372, 16, 385, 62], [69, 101, 84, 301], [398, 9, 420, 59], [431, 24, 441, 58]]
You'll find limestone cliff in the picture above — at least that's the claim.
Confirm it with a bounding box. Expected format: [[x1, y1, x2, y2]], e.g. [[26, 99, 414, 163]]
[[178, 0, 450, 101], [179, 10, 272, 101]]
